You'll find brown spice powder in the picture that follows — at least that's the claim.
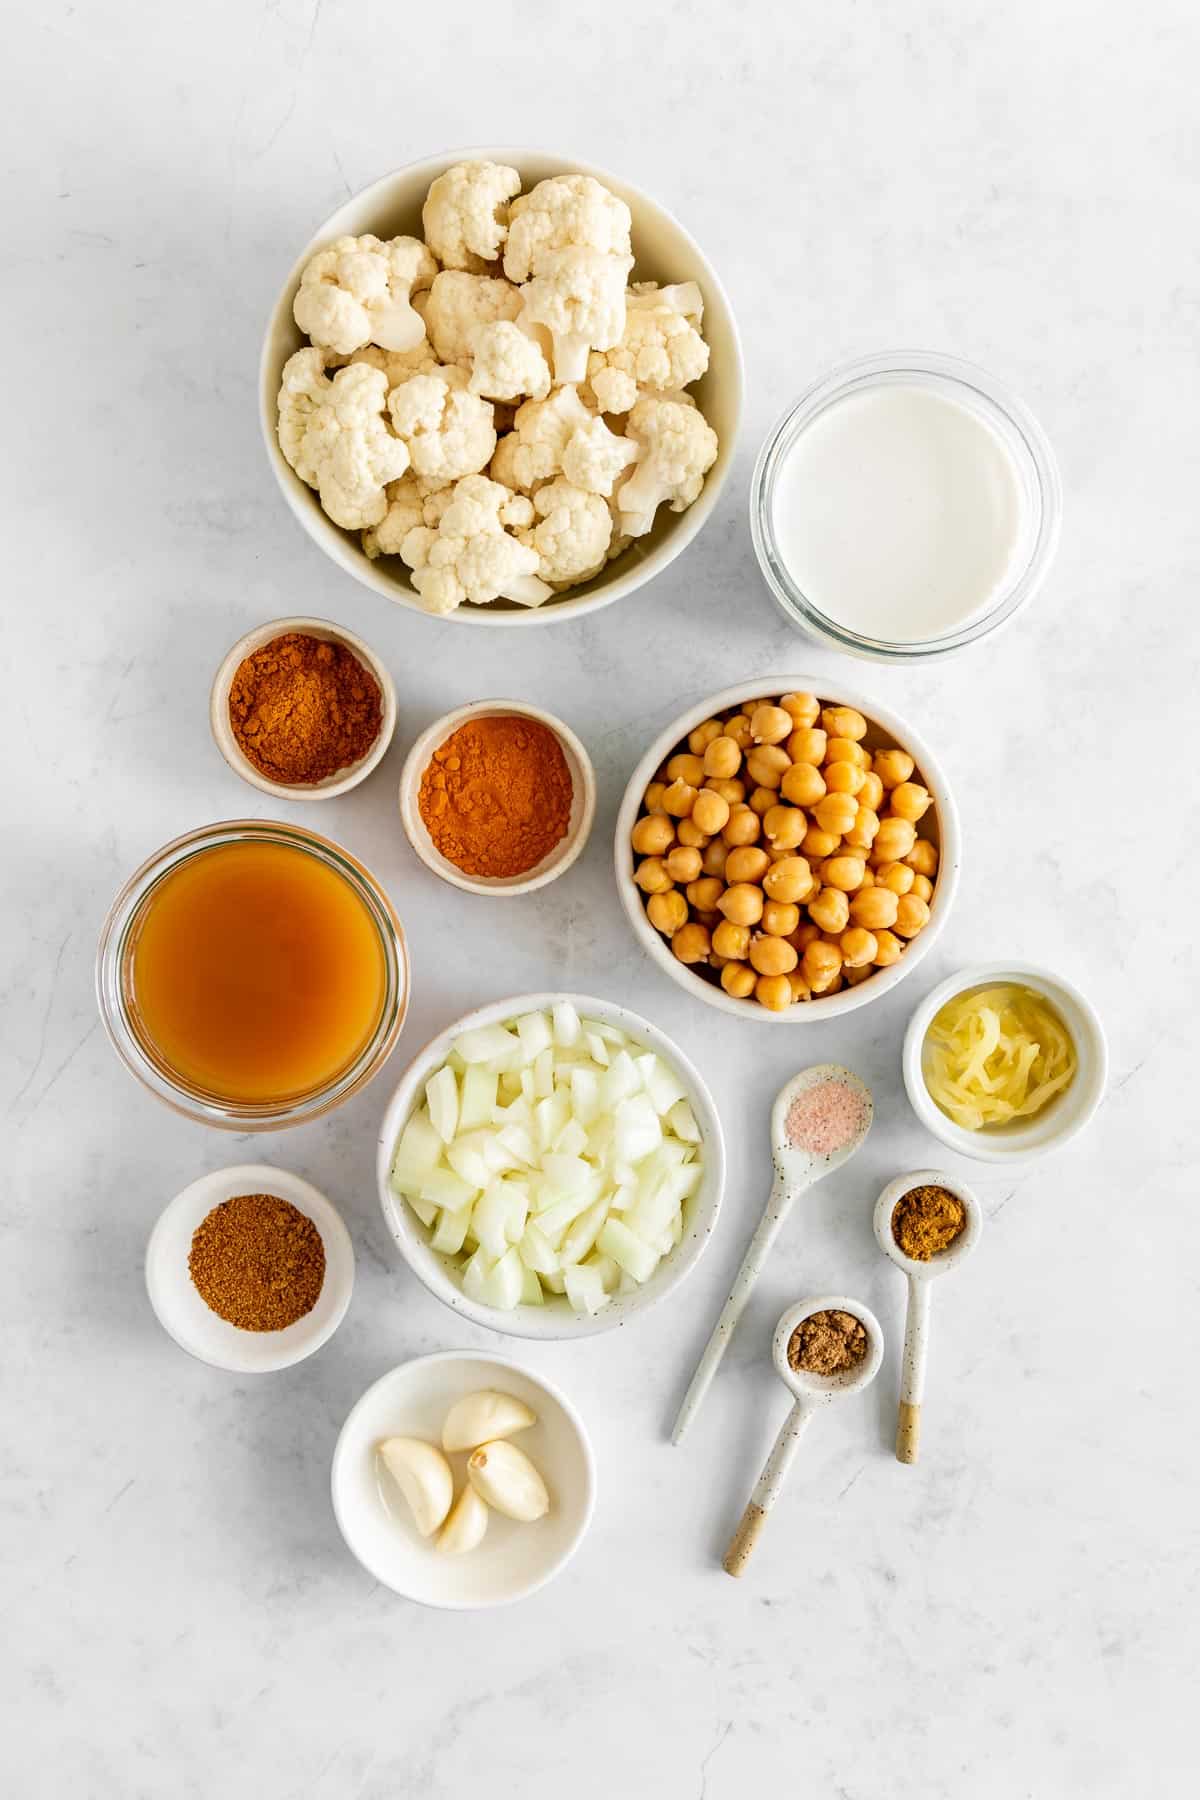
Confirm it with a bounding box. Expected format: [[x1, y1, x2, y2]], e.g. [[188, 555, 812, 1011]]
[[189, 1194, 325, 1331], [228, 632, 382, 785], [788, 1309, 868, 1376], [891, 1184, 966, 1261]]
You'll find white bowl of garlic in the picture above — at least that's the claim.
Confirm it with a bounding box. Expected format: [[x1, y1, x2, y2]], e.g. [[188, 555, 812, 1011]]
[[376, 993, 725, 1338], [260, 147, 742, 625], [331, 1352, 595, 1608]]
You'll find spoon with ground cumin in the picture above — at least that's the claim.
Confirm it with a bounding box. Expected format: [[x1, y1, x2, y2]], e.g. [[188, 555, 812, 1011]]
[[873, 1169, 983, 1466], [722, 1295, 884, 1578]]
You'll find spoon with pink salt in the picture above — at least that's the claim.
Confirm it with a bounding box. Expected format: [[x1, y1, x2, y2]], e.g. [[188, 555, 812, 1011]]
[[671, 1065, 872, 1444]]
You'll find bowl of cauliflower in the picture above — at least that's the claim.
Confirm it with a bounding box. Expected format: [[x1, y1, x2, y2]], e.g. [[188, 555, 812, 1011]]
[[261, 149, 742, 625]]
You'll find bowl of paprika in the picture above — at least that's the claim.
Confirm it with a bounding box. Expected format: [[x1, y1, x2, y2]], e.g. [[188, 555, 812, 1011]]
[[399, 700, 596, 896]]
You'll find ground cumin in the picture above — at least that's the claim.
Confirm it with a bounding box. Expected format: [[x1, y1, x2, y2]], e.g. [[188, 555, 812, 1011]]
[[788, 1309, 869, 1376], [419, 714, 573, 878], [891, 1184, 965, 1261], [189, 1194, 325, 1331], [228, 632, 382, 784]]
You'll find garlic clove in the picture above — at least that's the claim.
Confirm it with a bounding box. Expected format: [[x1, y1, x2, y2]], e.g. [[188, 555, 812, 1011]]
[[467, 1439, 550, 1522], [442, 1389, 538, 1454], [377, 1437, 454, 1537], [436, 1482, 490, 1556]]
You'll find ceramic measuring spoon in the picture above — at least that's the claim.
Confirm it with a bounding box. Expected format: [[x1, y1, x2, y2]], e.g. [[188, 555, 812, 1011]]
[[671, 1065, 872, 1444], [723, 1295, 884, 1577], [873, 1169, 982, 1465]]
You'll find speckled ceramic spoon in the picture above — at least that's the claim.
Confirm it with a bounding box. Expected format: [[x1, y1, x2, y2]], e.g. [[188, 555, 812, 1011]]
[[670, 1065, 872, 1445]]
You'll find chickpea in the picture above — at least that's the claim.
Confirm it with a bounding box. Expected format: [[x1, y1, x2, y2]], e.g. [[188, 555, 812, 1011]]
[[857, 770, 884, 811], [671, 922, 712, 964], [824, 758, 866, 796], [717, 882, 764, 926], [721, 961, 756, 999], [820, 705, 867, 741], [631, 814, 674, 856], [646, 889, 688, 935], [762, 855, 813, 904], [687, 876, 725, 912], [875, 859, 915, 895], [850, 886, 899, 931], [749, 933, 798, 977], [754, 973, 794, 1012], [808, 886, 850, 934], [712, 919, 751, 961], [748, 786, 776, 816], [701, 839, 729, 878], [822, 854, 867, 893], [814, 791, 858, 837], [665, 845, 702, 884], [725, 845, 770, 884], [840, 926, 878, 968], [745, 745, 790, 790], [694, 910, 722, 931], [858, 866, 875, 887], [906, 839, 939, 878], [802, 825, 841, 860], [709, 952, 730, 972], [634, 857, 673, 894], [824, 737, 869, 769], [786, 726, 827, 766], [787, 969, 812, 1003], [873, 817, 917, 863], [788, 921, 820, 954], [644, 780, 666, 812], [911, 873, 933, 903], [893, 893, 931, 938], [844, 962, 875, 986], [781, 761, 827, 807], [763, 804, 807, 850], [661, 778, 697, 818], [873, 748, 914, 789], [890, 781, 932, 823], [721, 805, 761, 847], [702, 735, 742, 780], [667, 752, 705, 786], [725, 713, 753, 749], [873, 928, 903, 967], [845, 807, 880, 851], [676, 818, 709, 849], [801, 939, 843, 994], [706, 776, 746, 806], [750, 703, 794, 746], [780, 691, 820, 727], [761, 899, 800, 937], [688, 718, 724, 755], [691, 789, 731, 835]]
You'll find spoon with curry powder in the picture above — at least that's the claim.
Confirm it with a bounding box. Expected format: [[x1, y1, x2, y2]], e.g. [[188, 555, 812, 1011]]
[[722, 1295, 884, 1577], [872, 1169, 983, 1465], [671, 1065, 872, 1444]]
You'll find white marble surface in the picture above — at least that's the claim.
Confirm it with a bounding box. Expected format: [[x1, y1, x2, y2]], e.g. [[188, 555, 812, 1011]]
[[5, 3, 1198, 1793]]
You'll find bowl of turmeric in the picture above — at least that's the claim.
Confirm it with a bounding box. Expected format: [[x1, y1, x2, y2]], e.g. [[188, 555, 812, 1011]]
[[399, 700, 596, 896]]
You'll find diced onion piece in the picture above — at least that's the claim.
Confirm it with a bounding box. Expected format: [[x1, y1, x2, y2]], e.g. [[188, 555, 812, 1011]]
[[518, 1222, 560, 1275], [404, 1192, 439, 1229], [585, 1032, 611, 1067], [454, 1024, 519, 1065], [459, 1064, 498, 1130], [597, 1217, 660, 1285], [431, 1204, 473, 1254], [666, 1099, 701, 1143], [426, 1066, 459, 1143], [560, 1199, 609, 1267], [565, 1263, 611, 1316], [520, 1264, 544, 1305], [600, 1051, 641, 1111], [552, 1001, 581, 1046], [391, 1108, 442, 1189], [636, 1053, 687, 1117], [516, 1010, 554, 1063], [614, 1093, 662, 1165], [418, 1167, 478, 1212], [484, 1247, 525, 1311]]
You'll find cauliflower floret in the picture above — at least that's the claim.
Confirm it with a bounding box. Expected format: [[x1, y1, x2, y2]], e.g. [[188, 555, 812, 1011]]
[[504, 174, 632, 283], [277, 348, 410, 530], [518, 247, 633, 385], [627, 280, 705, 324], [560, 414, 639, 498], [616, 393, 719, 537], [423, 271, 523, 366], [488, 384, 593, 493], [422, 160, 522, 272], [399, 473, 551, 614], [324, 341, 440, 386], [387, 370, 497, 485], [519, 476, 613, 586], [293, 234, 437, 355], [468, 320, 552, 402], [362, 472, 426, 559], [587, 366, 639, 416], [585, 299, 710, 400]]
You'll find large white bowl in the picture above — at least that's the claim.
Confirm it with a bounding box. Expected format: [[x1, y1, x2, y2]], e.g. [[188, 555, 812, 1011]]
[[261, 147, 743, 627], [614, 676, 961, 1021], [331, 1351, 595, 1608], [376, 992, 725, 1338]]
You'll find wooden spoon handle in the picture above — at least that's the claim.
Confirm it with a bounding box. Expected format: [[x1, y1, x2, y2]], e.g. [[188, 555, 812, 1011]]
[[723, 1502, 768, 1577], [896, 1400, 921, 1464], [721, 1399, 811, 1577]]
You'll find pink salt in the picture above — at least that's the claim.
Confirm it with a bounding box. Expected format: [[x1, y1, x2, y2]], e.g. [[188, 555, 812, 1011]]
[[784, 1079, 868, 1155]]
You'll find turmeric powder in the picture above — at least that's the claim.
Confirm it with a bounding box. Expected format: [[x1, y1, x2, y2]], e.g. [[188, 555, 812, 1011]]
[[228, 632, 382, 784], [419, 714, 573, 878]]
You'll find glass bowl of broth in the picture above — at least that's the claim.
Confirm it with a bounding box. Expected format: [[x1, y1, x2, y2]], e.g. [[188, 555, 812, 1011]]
[[97, 820, 409, 1129]]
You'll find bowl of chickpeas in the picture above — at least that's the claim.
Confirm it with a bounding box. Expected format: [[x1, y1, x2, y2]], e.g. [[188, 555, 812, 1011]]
[[614, 679, 960, 1018]]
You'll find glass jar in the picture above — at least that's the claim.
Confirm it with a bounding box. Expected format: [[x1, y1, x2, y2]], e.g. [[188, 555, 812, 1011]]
[[750, 350, 1062, 662], [96, 819, 409, 1130]]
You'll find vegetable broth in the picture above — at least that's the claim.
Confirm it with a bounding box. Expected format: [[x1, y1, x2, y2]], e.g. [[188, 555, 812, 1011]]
[[128, 840, 385, 1104]]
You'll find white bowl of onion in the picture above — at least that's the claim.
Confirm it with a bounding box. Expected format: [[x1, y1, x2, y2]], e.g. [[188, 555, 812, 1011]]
[[376, 992, 725, 1338]]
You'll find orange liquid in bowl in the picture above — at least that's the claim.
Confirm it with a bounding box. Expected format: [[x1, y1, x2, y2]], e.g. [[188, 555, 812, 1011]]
[[128, 840, 386, 1105]]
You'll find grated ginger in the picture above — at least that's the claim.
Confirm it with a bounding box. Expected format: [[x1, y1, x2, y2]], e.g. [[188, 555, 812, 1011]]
[[923, 984, 1077, 1131]]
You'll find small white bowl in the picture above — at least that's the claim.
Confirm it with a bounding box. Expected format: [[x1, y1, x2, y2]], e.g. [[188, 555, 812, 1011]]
[[376, 992, 725, 1339], [399, 700, 595, 896], [902, 962, 1107, 1163], [145, 1163, 355, 1372], [260, 146, 743, 627], [614, 675, 961, 1022], [331, 1350, 595, 1608], [210, 616, 397, 800]]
